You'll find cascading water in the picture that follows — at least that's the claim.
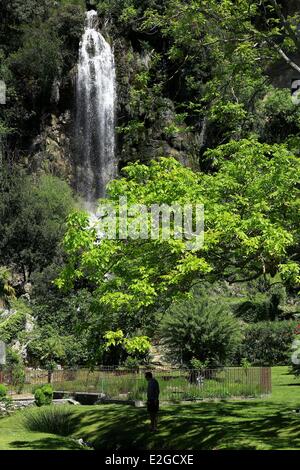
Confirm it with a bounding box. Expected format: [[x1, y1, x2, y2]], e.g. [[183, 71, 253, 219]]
[[75, 10, 117, 205]]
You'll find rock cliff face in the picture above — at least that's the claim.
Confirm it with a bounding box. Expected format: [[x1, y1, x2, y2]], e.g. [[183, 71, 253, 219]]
[[30, 1, 300, 187], [113, 38, 197, 170], [3, 1, 300, 191], [29, 112, 73, 183]]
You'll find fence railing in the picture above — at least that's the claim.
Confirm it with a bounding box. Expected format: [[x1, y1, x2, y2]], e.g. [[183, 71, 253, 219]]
[[1, 367, 272, 401]]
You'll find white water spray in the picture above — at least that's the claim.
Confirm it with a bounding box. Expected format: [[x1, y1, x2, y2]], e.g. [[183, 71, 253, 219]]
[[75, 10, 117, 205]]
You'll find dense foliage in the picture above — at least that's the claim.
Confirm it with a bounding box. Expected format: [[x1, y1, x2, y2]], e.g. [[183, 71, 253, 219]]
[[99, 0, 300, 166], [3, 348, 26, 394], [0, 170, 75, 281], [0, 384, 7, 398], [34, 384, 54, 407], [238, 321, 299, 366], [57, 146, 300, 336], [160, 294, 242, 367], [1, 1, 300, 368], [0, 1, 85, 147]]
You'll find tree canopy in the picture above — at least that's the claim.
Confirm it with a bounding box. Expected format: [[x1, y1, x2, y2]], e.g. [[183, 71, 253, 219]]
[[57, 140, 300, 333]]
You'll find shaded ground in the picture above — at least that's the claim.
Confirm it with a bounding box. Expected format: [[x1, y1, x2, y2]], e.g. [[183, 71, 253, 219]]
[[0, 367, 299, 450]]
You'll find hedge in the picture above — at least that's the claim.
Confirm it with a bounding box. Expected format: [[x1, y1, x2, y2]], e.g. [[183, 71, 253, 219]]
[[238, 320, 299, 366]]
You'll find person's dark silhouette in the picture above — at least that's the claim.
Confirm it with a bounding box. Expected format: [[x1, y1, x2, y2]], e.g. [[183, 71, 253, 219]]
[[145, 372, 160, 432]]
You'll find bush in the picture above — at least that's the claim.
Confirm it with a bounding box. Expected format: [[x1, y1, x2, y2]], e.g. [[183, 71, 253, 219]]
[[31, 383, 47, 394], [160, 296, 242, 367], [11, 364, 26, 394], [190, 358, 209, 370], [256, 88, 300, 143], [123, 357, 140, 371], [26, 326, 66, 368], [34, 384, 53, 407], [22, 406, 75, 436], [238, 321, 299, 366], [0, 384, 7, 398]]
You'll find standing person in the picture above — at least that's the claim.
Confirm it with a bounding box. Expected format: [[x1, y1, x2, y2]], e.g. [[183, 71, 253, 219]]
[[145, 371, 160, 432]]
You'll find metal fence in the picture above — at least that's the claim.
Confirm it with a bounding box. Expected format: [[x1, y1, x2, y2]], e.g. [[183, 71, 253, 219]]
[[1, 367, 272, 401]]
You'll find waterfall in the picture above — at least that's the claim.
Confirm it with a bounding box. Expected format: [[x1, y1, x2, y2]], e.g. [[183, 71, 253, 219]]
[[75, 10, 117, 205]]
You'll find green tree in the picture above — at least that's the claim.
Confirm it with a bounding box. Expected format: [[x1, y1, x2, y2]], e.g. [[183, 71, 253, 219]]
[[102, 329, 151, 365], [1, 1, 84, 147], [160, 294, 242, 367], [9, 25, 62, 103], [0, 172, 75, 282], [99, 0, 300, 164], [57, 143, 300, 338], [26, 326, 66, 368], [4, 348, 26, 394], [239, 320, 299, 366]]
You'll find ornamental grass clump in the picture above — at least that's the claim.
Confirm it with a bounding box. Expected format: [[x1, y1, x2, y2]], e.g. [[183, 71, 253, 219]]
[[22, 405, 76, 436]]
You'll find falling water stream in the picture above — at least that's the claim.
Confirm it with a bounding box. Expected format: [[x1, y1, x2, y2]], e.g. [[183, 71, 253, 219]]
[[75, 10, 117, 206]]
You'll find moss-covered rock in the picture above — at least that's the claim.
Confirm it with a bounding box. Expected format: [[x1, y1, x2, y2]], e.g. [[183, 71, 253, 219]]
[[29, 112, 73, 183]]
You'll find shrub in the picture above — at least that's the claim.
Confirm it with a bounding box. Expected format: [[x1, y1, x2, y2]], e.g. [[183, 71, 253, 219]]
[[240, 358, 251, 369], [190, 358, 209, 370], [22, 406, 75, 436], [31, 383, 47, 394], [238, 321, 299, 366], [34, 384, 53, 407], [256, 88, 300, 143], [11, 364, 26, 394], [0, 384, 7, 398], [160, 296, 242, 367], [123, 357, 140, 370]]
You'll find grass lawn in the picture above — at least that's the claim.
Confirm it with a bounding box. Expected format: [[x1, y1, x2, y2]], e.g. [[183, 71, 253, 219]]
[[0, 366, 300, 450]]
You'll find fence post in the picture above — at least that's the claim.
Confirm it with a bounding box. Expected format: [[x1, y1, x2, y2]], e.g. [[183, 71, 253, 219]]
[[260, 367, 271, 394], [47, 370, 53, 384]]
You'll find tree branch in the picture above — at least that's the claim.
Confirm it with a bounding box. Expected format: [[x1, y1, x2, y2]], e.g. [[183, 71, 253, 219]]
[[273, 43, 300, 74]]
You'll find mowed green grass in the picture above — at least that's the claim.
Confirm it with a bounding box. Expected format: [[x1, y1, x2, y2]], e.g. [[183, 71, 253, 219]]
[[0, 367, 300, 450]]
